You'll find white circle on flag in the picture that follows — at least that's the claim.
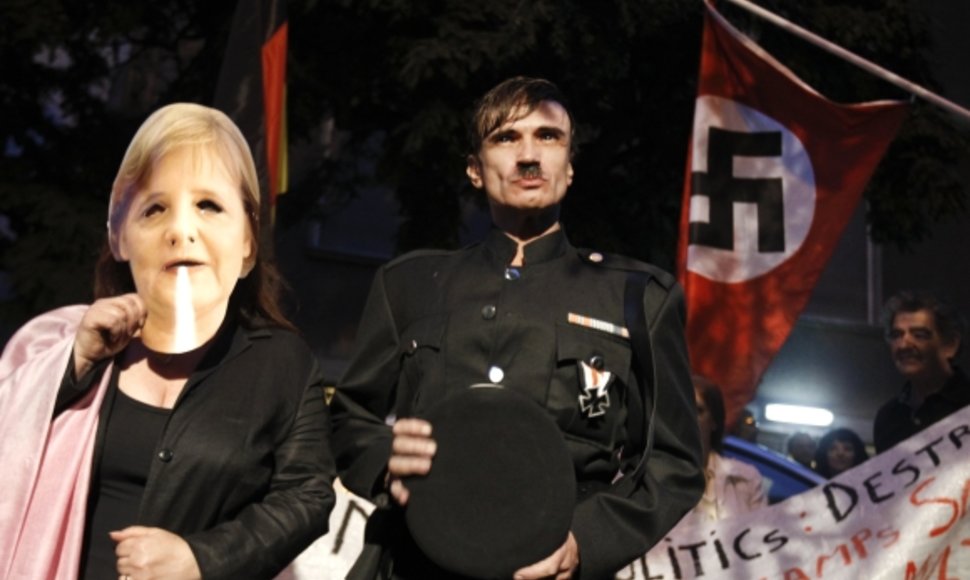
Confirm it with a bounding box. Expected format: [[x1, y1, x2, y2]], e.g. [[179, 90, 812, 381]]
[[687, 95, 816, 283]]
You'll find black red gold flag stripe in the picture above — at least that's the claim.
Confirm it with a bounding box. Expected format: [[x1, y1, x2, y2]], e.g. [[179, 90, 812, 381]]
[[213, 0, 288, 249]]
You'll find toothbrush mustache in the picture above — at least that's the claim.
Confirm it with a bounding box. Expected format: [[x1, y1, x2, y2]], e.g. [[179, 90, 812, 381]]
[[518, 164, 542, 179]]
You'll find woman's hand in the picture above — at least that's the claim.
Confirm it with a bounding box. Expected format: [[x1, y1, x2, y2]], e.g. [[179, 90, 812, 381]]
[[513, 532, 579, 580], [73, 294, 146, 378], [386, 418, 436, 506], [111, 526, 201, 580]]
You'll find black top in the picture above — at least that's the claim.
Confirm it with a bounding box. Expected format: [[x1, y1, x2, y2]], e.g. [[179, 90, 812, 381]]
[[81, 378, 169, 580], [873, 367, 970, 454], [331, 228, 704, 580], [56, 317, 336, 580]]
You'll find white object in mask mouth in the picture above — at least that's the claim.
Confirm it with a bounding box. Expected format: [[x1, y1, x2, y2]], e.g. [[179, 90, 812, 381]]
[[172, 265, 197, 353]]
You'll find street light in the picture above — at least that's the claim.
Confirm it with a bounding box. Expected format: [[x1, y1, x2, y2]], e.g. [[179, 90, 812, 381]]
[[764, 403, 834, 427]]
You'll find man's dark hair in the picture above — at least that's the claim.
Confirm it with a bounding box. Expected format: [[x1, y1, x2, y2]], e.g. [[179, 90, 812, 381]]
[[786, 431, 815, 454], [882, 290, 965, 354], [467, 76, 575, 157]]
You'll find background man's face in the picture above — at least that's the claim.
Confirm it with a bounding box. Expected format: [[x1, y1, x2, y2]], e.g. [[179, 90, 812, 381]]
[[788, 435, 815, 467], [466, 100, 573, 214], [887, 309, 959, 382]]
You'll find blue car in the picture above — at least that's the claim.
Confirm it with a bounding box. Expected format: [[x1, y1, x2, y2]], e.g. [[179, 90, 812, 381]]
[[721, 435, 825, 504]]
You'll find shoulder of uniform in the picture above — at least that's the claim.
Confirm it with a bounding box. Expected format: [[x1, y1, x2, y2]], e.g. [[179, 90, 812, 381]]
[[575, 248, 677, 288], [382, 247, 460, 271]]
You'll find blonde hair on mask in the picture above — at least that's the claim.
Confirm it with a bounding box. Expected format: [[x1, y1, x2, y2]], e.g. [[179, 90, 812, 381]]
[[107, 103, 260, 261], [97, 102, 295, 331]]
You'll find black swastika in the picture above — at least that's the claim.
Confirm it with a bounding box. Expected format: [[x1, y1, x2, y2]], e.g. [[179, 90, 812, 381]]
[[689, 126, 785, 252]]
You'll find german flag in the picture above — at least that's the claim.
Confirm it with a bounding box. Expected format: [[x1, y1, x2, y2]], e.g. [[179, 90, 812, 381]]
[[213, 0, 288, 251]]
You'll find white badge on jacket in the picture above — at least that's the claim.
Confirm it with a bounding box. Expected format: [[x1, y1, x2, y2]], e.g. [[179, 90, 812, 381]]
[[578, 361, 613, 418]]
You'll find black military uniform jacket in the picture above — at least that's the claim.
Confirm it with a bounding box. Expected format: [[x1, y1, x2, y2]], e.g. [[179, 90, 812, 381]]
[[331, 228, 704, 579]]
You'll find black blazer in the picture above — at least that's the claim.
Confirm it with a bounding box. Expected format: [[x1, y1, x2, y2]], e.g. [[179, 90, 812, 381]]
[[58, 316, 336, 579]]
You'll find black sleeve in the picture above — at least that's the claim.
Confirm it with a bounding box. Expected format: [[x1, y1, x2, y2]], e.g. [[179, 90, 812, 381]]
[[872, 403, 892, 454], [329, 268, 400, 499], [53, 353, 110, 417], [185, 367, 337, 579]]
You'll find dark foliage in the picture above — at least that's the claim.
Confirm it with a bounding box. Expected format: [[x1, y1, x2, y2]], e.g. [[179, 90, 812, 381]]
[[1, 0, 967, 331]]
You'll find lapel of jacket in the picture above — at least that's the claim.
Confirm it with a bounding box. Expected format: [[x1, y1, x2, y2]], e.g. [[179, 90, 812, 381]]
[[172, 317, 270, 408]]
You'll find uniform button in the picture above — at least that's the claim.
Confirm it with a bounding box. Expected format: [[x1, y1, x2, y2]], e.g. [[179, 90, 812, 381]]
[[488, 365, 505, 383], [589, 354, 605, 370], [481, 305, 497, 320], [588, 252, 604, 263], [504, 267, 521, 281], [408, 339, 418, 353], [157, 449, 174, 462]]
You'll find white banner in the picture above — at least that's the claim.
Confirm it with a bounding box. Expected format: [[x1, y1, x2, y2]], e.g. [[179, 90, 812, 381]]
[[287, 406, 970, 579], [278, 480, 374, 579]]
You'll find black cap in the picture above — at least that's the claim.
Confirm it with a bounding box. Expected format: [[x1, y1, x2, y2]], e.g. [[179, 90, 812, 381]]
[[403, 384, 576, 579]]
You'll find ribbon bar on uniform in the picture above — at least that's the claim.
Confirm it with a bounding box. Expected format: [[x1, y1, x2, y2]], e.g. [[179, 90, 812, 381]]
[[567, 312, 630, 339]]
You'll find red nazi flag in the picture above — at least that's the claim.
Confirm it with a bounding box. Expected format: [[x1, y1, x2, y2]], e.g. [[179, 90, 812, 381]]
[[677, 0, 908, 427]]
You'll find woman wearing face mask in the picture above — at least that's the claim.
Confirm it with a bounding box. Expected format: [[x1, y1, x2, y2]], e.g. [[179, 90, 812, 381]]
[[0, 103, 335, 580], [813, 427, 870, 479]]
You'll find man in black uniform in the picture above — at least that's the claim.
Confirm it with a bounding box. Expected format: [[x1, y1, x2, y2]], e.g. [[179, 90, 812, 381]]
[[873, 291, 969, 454], [330, 76, 704, 579]]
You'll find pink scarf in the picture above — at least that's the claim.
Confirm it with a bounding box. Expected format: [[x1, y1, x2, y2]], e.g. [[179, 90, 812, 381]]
[[0, 305, 110, 579]]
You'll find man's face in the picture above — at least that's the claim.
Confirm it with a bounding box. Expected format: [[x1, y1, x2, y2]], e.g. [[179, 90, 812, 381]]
[[887, 309, 959, 382], [466, 100, 573, 214], [788, 435, 815, 467]]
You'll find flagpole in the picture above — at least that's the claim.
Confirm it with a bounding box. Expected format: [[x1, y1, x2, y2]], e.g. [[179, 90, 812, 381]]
[[721, 0, 970, 123]]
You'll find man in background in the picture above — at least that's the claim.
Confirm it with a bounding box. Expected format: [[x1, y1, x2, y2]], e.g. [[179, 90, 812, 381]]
[[786, 432, 816, 470], [873, 290, 969, 453]]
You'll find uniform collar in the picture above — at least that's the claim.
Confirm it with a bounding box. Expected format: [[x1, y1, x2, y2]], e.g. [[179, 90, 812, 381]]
[[483, 226, 569, 266]]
